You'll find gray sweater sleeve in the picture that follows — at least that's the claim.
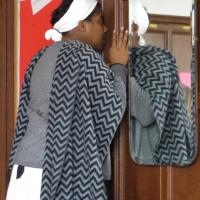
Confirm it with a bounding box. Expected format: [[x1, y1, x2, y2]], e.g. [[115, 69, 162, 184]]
[[111, 64, 127, 116], [130, 77, 155, 126]]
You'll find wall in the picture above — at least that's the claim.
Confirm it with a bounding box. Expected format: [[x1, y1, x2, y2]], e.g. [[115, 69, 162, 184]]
[[140, 0, 192, 16]]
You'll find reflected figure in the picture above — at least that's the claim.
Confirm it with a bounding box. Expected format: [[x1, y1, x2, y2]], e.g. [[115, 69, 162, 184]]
[[129, 0, 195, 165]]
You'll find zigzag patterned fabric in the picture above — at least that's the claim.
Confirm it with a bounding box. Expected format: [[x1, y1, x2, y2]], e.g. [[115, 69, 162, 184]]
[[9, 41, 123, 199], [130, 45, 195, 165]]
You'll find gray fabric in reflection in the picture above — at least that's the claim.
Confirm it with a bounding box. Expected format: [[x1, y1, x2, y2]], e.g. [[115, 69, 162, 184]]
[[130, 77, 159, 164]]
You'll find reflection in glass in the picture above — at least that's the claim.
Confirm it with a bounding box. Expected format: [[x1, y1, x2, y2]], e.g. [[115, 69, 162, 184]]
[[128, 0, 196, 165]]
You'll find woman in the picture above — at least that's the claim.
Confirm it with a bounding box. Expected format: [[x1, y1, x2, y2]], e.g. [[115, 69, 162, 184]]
[[7, 0, 128, 199]]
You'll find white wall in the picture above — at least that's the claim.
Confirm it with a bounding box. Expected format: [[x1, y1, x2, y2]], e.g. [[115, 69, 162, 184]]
[[140, 0, 192, 16]]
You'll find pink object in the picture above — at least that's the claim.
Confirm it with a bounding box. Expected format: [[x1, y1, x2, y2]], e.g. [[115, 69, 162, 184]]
[[178, 72, 191, 88]]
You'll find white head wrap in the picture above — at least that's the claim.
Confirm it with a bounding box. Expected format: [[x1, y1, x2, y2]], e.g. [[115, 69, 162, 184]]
[[130, 0, 149, 46], [45, 0, 98, 42]]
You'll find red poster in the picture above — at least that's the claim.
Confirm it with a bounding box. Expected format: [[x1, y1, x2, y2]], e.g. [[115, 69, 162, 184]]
[[20, 0, 61, 87]]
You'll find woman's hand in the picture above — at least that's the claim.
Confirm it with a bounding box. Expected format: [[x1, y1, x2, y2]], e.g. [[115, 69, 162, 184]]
[[109, 27, 128, 66]]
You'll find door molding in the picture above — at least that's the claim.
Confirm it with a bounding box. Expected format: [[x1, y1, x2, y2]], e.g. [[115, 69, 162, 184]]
[[0, 0, 16, 199]]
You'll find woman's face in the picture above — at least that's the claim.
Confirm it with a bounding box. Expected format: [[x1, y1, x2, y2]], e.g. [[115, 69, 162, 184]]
[[84, 10, 108, 51]]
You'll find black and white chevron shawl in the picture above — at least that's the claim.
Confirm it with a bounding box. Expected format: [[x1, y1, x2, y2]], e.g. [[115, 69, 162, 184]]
[[130, 45, 195, 165], [9, 41, 123, 199]]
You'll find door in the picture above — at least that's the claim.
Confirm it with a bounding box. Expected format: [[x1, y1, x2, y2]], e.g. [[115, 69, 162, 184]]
[[112, 2, 200, 200]]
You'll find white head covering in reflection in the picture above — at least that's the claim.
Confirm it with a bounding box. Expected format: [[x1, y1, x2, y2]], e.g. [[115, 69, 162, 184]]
[[130, 0, 149, 46], [45, 0, 97, 42]]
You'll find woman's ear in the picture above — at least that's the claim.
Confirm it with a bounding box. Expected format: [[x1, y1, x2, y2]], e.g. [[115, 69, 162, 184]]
[[77, 20, 87, 32]]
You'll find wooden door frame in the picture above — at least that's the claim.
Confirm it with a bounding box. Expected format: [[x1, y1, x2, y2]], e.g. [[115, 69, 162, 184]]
[[0, 0, 8, 198], [0, 0, 16, 199]]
